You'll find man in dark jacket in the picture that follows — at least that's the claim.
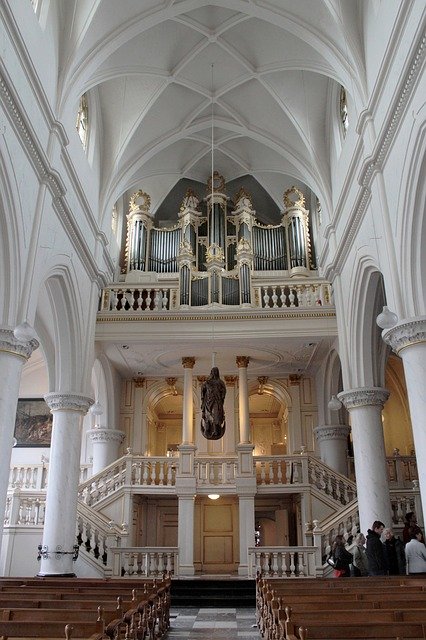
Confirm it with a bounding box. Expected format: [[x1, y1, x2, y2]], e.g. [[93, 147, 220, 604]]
[[366, 520, 387, 575]]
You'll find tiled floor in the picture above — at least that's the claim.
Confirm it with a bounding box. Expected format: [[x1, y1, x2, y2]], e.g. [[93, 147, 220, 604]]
[[166, 607, 261, 638]]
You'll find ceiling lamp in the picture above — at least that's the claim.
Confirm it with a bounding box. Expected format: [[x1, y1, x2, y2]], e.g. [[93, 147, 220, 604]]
[[208, 494, 220, 500]]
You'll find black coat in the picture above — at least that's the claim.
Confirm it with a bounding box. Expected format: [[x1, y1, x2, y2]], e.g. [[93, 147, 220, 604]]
[[383, 537, 406, 575], [366, 529, 387, 575], [333, 545, 353, 575]]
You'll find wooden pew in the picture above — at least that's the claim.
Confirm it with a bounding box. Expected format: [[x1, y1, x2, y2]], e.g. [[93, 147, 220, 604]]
[[257, 576, 426, 640], [0, 577, 171, 640]]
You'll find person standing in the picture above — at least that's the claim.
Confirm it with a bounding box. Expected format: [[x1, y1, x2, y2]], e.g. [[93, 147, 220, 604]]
[[366, 521, 387, 576], [402, 512, 418, 545], [382, 528, 405, 575], [351, 532, 369, 576], [331, 534, 353, 577], [405, 526, 426, 575]]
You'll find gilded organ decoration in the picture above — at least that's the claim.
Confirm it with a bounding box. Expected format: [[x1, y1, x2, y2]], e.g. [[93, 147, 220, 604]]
[[123, 174, 316, 306]]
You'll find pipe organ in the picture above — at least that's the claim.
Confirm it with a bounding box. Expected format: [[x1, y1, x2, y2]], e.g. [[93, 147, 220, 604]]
[[124, 175, 315, 307]]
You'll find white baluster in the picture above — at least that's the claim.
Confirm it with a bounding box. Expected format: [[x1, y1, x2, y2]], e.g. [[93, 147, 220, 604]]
[[279, 287, 286, 307], [162, 291, 168, 310], [158, 553, 165, 575], [255, 552, 262, 576], [260, 461, 266, 485], [167, 463, 173, 486], [133, 289, 142, 310], [262, 289, 270, 308], [142, 462, 149, 485], [110, 290, 118, 310], [282, 551, 289, 577], [154, 289, 161, 310], [271, 287, 278, 308], [298, 552, 306, 577], [159, 462, 165, 485], [277, 461, 283, 484], [286, 463, 292, 484], [166, 553, 172, 574], [149, 552, 157, 576], [268, 461, 274, 485], [288, 288, 296, 307], [272, 552, 279, 576], [289, 552, 296, 577], [262, 552, 270, 576]]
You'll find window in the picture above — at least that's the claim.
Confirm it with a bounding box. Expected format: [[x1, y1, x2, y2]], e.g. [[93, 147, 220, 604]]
[[340, 86, 349, 138], [76, 93, 88, 149]]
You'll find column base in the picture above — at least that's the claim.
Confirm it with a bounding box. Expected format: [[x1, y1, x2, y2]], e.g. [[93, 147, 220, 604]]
[[238, 564, 249, 577], [178, 565, 195, 576]]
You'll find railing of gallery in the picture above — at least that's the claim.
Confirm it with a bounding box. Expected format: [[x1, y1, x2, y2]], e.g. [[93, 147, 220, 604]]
[[109, 547, 179, 578], [4, 490, 46, 526], [8, 463, 91, 491], [8, 454, 415, 511], [248, 546, 317, 578], [195, 457, 237, 484], [98, 279, 333, 313]]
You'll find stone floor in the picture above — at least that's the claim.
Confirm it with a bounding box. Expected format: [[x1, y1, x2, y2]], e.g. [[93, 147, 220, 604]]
[[165, 607, 261, 639]]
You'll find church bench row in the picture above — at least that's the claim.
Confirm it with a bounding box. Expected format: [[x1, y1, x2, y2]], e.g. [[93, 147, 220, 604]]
[[0, 578, 170, 640], [257, 577, 426, 640]]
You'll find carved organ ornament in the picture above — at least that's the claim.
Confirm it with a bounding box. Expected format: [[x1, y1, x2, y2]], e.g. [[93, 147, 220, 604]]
[[124, 176, 316, 307]]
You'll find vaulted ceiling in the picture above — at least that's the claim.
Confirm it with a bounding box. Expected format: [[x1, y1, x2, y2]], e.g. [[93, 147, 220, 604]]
[[57, 1, 365, 218]]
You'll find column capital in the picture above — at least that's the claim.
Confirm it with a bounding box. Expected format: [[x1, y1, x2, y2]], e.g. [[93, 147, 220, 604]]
[[224, 375, 237, 386], [382, 316, 426, 354], [87, 428, 125, 444], [338, 387, 389, 410], [133, 377, 145, 388], [236, 355, 250, 368], [313, 424, 350, 442], [0, 329, 39, 361], [182, 357, 195, 369], [44, 393, 94, 414]]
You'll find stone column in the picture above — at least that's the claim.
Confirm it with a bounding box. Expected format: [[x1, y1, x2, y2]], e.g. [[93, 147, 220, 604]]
[[87, 429, 125, 475], [236, 356, 250, 443], [38, 393, 93, 576], [382, 317, 426, 526], [338, 388, 392, 534], [0, 328, 39, 547], [313, 425, 350, 476], [181, 357, 195, 444]]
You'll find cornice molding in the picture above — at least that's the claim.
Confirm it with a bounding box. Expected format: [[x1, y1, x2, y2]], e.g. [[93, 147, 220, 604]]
[[44, 392, 94, 414], [97, 309, 336, 323], [338, 387, 389, 410], [382, 316, 426, 354]]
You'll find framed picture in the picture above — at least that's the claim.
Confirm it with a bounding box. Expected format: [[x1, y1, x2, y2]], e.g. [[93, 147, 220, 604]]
[[14, 398, 53, 447]]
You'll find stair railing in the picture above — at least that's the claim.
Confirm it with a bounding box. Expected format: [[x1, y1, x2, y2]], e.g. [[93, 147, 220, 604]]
[[108, 546, 179, 577], [76, 502, 126, 571]]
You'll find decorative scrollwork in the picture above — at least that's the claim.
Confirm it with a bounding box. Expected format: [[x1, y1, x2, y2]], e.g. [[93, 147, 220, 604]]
[[37, 544, 79, 561], [283, 186, 305, 209], [129, 190, 151, 212]]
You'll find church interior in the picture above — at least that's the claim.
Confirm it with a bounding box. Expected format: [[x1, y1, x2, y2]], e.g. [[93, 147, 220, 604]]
[[0, 0, 425, 591]]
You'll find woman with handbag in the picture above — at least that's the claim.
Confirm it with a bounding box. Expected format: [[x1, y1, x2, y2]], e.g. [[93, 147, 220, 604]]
[[331, 534, 353, 577]]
